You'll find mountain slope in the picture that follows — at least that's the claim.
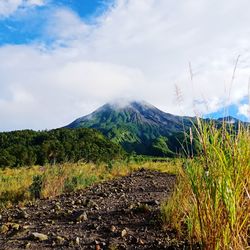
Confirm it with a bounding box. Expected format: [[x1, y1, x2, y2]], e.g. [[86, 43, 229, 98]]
[[66, 101, 194, 156]]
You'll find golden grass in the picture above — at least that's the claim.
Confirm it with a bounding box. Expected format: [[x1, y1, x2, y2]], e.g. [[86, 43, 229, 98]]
[[0, 160, 181, 208]]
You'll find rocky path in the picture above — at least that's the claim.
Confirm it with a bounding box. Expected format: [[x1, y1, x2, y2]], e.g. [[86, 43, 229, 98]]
[[0, 169, 189, 249]]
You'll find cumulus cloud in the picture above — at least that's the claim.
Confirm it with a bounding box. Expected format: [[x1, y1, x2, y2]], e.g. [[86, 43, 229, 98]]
[[0, 0, 45, 18], [27, 0, 44, 6], [0, 0, 250, 131], [44, 8, 90, 44], [238, 104, 250, 120]]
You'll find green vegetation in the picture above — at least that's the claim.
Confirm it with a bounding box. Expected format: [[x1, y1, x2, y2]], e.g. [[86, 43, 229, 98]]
[[0, 128, 125, 168], [162, 120, 250, 249]]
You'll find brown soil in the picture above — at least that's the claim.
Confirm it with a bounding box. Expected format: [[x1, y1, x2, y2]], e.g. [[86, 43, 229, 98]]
[[0, 169, 194, 249]]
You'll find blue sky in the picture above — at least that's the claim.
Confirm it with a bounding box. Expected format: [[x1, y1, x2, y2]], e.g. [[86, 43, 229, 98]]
[[205, 99, 249, 122], [0, 0, 114, 45], [0, 0, 249, 131]]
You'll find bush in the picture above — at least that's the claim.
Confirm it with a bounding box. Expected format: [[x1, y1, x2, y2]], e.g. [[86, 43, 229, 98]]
[[29, 175, 44, 199], [0, 189, 27, 204], [106, 162, 113, 172], [64, 176, 78, 192]]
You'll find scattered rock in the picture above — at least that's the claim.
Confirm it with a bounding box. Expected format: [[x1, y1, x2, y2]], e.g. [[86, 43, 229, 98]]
[[110, 225, 116, 233], [17, 210, 29, 219], [31, 232, 48, 241], [7, 216, 12, 222], [88, 200, 99, 210], [76, 199, 82, 205], [145, 200, 160, 206], [121, 229, 127, 237], [11, 223, 21, 231], [76, 212, 88, 222], [75, 237, 80, 245], [56, 236, 65, 244], [92, 223, 100, 230], [139, 238, 144, 245], [0, 224, 9, 234], [153, 200, 160, 205], [94, 240, 100, 245], [54, 203, 61, 210], [25, 242, 31, 248], [47, 219, 55, 225]]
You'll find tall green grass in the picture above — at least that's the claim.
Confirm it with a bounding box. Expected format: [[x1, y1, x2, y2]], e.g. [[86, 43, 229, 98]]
[[162, 120, 250, 249]]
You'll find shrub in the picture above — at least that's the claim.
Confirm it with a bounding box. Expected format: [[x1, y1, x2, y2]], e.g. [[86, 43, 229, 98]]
[[106, 162, 113, 172], [29, 175, 44, 199], [64, 176, 78, 192]]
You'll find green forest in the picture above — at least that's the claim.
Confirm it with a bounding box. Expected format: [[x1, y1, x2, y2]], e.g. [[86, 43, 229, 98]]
[[0, 128, 125, 168]]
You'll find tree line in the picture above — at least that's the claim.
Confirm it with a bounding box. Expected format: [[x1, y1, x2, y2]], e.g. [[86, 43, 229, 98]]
[[0, 128, 125, 168]]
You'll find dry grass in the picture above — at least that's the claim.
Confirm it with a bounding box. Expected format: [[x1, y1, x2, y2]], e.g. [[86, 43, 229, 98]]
[[0, 160, 180, 208]]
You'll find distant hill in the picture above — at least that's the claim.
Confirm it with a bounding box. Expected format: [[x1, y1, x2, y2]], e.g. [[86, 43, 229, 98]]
[[216, 116, 240, 124], [66, 101, 195, 156]]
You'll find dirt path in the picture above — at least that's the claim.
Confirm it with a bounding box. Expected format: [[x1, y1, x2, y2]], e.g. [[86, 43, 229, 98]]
[[0, 169, 190, 249]]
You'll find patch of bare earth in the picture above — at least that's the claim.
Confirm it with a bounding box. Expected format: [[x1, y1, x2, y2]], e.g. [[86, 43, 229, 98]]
[[0, 169, 194, 249]]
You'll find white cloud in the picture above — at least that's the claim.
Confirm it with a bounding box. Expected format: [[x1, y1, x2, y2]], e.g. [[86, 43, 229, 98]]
[[27, 0, 44, 6], [0, 0, 44, 17], [45, 8, 90, 44], [238, 104, 250, 119], [0, 0, 250, 131], [0, 0, 22, 17]]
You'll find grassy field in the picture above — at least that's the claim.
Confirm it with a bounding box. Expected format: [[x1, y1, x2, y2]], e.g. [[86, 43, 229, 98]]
[[161, 121, 250, 249], [0, 159, 181, 208]]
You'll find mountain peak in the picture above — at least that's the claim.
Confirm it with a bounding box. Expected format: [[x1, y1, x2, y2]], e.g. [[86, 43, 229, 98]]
[[65, 100, 194, 156], [102, 99, 155, 111]]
